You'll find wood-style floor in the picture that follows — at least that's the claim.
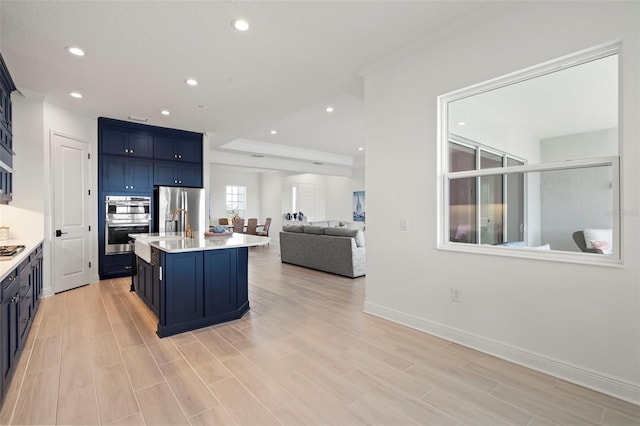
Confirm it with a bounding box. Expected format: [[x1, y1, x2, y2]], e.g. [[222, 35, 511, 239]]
[[0, 245, 638, 425]]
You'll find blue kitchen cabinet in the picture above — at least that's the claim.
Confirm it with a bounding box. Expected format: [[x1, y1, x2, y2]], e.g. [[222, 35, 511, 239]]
[[101, 253, 133, 277], [101, 156, 153, 193], [101, 127, 153, 158], [1, 272, 19, 396], [162, 251, 204, 326], [203, 249, 237, 317], [17, 258, 32, 349], [0, 53, 15, 206], [153, 161, 201, 187], [154, 135, 201, 163]]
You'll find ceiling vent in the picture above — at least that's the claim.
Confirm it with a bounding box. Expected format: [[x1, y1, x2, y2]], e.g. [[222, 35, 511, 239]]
[[251, 154, 265, 158], [128, 116, 148, 122]]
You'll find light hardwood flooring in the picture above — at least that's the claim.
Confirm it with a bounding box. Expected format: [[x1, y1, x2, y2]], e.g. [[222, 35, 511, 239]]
[[1, 245, 638, 425]]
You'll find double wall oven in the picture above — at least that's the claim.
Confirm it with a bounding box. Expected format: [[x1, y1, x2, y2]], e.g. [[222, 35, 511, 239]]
[[105, 196, 151, 255]]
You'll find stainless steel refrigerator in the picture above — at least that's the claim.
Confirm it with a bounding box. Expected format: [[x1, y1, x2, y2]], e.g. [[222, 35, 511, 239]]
[[154, 186, 205, 234]]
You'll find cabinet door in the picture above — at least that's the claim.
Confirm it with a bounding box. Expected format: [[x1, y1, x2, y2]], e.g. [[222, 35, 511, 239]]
[[153, 161, 177, 186], [128, 159, 153, 192], [128, 132, 153, 158], [101, 156, 128, 192], [153, 136, 177, 161], [177, 137, 202, 163], [101, 128, 130, 156], [151, 262, 160, 316], [163, 252, 203, 325], [178, 163, 202, 187], [204, 250, 237, 316], [100, 253, 133, 278], [1, 281, 19, 390], [236, 247, 249, 308]]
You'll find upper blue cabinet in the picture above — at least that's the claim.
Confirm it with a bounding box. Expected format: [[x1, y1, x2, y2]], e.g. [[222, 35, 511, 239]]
[[100, 127, 153, 159], [154, 135, 202, 163], [0, 53, 16, 204]]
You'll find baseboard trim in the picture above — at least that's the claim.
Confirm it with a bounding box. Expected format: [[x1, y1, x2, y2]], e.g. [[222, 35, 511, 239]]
[[363, 301, 640, 405]]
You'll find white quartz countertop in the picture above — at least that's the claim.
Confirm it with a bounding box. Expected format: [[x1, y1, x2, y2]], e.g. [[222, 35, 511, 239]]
[[0, 238, 44, 282], [130, 232, 269, 254]]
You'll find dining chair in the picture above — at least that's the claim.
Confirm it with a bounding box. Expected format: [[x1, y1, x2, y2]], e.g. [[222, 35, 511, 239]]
[[246, 218, 258, 235], [232, 218, 245, 233], [218, 217, 229, 226], [257, 217, 272, 239]]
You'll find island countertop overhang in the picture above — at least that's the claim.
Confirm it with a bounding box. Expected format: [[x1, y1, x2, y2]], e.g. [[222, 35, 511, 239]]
[[130, 232, 269, 255]]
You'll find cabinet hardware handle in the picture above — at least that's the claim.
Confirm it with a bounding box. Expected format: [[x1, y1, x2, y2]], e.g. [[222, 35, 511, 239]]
[[131, 185, 134, 189], [12, 295, 19, 303], [178, 154, 182, 159], [125, 185, 129, 189], [130, 149, 134, 154], [174, 154, 178, 158], [174, 180, 177, 184], [125, 149, 129, 153]]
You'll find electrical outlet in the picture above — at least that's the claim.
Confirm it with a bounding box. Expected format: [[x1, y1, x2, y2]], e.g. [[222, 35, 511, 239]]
[[450, 287, 462, 302]]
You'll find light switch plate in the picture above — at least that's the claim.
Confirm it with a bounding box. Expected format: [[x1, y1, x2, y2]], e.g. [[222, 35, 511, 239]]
[[400, 217, 408, 231]]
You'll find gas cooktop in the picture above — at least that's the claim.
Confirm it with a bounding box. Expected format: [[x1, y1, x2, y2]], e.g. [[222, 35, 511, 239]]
[[0, 245, 26, 259]]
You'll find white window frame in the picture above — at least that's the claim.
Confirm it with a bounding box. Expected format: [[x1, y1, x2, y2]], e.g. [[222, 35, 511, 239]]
[[225, 185, 246, 218], [437, 42, 622, 266]]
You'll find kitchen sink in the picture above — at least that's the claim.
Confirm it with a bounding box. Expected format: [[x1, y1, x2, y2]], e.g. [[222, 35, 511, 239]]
[[134, 235, 187, 263]]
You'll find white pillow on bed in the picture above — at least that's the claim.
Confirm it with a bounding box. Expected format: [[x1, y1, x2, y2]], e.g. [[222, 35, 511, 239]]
[[583, 229, 612, 249]]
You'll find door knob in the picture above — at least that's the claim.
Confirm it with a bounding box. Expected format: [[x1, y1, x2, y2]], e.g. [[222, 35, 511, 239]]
[[55, 230, 68, 237]]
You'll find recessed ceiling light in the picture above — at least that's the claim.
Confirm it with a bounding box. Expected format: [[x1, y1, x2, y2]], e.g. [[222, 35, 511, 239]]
[[325, 106, 334, 113], [457, 122, 466, 126], [69, 92, 83, 98], [185, 79, 198, 86], [66, 46, 85, 56], [232, 19, 250, 31], [358, 147, 364, 151], [160, 110, 171, 116], [270, 130, 277, 135]]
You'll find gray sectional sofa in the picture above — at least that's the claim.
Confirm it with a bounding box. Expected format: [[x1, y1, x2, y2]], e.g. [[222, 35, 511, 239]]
[[279, 221, 365, 278]]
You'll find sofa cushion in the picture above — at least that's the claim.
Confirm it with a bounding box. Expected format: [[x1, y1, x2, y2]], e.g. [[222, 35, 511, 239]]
[[325, 227, 365, 247], [309, 221, 329, 228], [283, 224, 304, 233], [325, 227, 358, 238], [303, 225, 326, 235], [327, 220, 340, 227]]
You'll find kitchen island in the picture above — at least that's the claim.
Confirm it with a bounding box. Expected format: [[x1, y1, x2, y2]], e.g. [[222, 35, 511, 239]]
[[131, 233, 269, 337]]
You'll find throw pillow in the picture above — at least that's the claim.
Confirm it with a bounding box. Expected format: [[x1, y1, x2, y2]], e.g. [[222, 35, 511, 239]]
[[354, 230, 365, 247], [529, 243, 551, 250], [591, 240, 612, 254], [583, 229, 612, 249]]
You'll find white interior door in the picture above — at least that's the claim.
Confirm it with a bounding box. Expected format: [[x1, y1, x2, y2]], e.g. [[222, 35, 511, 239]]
[[52, 132, 92, 293]]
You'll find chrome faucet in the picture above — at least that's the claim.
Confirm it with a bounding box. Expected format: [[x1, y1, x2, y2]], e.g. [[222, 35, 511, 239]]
[[172, 208, 193, 238]]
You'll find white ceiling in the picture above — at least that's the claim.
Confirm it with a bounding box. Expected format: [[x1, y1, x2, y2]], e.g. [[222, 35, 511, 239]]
[[0, 0, 492, 173]]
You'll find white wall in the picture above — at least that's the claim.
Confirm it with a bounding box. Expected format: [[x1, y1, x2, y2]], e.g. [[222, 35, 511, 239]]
[[1, 93, 45, 239], [6, 95, 98, 296], [209, 166, 262, 225], [363, 2, 639, 403]]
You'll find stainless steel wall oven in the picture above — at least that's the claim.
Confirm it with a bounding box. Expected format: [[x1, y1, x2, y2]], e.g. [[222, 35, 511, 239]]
[[105, 196, 151, 255]]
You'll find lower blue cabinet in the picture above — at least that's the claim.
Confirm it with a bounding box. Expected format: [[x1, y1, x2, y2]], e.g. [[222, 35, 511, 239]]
[[204, 250, 237, 316], [163, 251, 203, 326], [146, 247, 249, 337]]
